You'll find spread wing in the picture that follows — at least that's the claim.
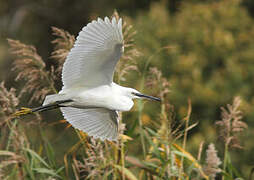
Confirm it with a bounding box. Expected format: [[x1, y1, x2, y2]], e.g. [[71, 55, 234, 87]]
[[60, 107, 119, 141], [62, 17, 123, 90]]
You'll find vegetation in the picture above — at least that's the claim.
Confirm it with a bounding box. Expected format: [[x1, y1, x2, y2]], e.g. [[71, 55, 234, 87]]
[[1, 0, 254, 179]]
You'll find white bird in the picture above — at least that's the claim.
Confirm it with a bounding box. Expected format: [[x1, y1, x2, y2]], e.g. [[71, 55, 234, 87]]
[[30, 17, 160, 141]]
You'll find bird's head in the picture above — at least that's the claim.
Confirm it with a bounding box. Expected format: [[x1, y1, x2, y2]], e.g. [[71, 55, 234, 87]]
[[128, 88, 161, 102]]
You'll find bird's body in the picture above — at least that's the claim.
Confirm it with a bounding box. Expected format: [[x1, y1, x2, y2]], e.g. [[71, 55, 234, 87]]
[[44, 83, 134, 112], [31, 16, 160, 141]]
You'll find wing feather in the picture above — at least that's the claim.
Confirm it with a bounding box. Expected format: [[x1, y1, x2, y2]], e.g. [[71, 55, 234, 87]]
[[62, 17, 123, 89], [60, 107, 119, 141]]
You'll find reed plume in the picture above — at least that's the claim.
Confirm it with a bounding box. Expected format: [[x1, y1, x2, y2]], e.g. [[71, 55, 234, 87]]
[[203, 143, 221, 179], [71, 139, 109, 179], [7, 39, 56, 104], [0, 81, 19, 118], [146, 67, 170, 101], [216, 96, 247, 149], [51, 27, 75, 77], [112, 10, 141, 83]]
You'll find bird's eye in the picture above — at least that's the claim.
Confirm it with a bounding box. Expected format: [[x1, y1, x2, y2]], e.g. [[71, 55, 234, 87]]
[[131, 92, 137, 96]]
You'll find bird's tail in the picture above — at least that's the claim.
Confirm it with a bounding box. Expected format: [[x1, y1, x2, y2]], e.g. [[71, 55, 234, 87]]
[[13, 99, 73, 117], [42, 94, 67, 106]]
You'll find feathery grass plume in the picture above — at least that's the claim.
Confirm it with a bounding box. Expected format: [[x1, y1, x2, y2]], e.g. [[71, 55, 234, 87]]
[[216, 97, 247, 178], [145, 67, 171, 131], [146, 67, 170, 101], [8, 39, 56, 104], [145, 67, 171, 140], [203, 143, 221, 179], [0, 83, 30, 150], [216, 96, 247, 149], [0, 81, 19, 118], [71, 139, 110, 179], [112, 10, 141, 83], [0, 82, 31, 179], [51, 27, 75, 77], [145, 67, 174, 143], [0, 81, 19, 152]]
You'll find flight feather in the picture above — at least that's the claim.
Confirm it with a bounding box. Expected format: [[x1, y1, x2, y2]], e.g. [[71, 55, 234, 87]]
[[61, 17, 123, 89]]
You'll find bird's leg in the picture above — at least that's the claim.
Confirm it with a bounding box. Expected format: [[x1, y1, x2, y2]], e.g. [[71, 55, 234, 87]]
[[32, 99, 73, 112], [13, 99, 73, 116], [13, 107, 33, 116]]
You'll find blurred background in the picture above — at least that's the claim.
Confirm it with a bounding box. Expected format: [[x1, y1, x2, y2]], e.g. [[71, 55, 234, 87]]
[[1, 0, 254, 178]]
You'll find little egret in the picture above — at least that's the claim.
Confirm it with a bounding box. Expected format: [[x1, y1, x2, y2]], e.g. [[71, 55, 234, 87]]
[[20, 17, 160, 141]]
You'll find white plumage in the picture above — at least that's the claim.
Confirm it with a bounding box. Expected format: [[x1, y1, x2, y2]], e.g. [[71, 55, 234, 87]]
[[60, 107, 118, 141], [62, 17, 123, 89], [42, 16, 160, 141]]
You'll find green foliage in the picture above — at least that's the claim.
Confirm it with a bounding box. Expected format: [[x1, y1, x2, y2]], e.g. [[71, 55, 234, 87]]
[[136, 0, 254, 116], [133, 1, 254, 176]]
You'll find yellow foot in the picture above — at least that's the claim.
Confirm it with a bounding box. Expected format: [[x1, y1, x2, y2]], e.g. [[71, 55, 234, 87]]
[[13, 107, 33, 117]]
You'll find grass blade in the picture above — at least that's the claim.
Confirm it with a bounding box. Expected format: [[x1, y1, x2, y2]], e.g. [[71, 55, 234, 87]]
[[24, 148, 50, 168], [113, 164, 138, 180], [33, 168, 61, 178]]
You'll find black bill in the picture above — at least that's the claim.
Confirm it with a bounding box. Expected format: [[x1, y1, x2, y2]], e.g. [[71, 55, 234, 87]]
[[133, 92, 161, 102]]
